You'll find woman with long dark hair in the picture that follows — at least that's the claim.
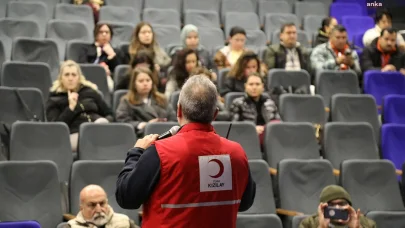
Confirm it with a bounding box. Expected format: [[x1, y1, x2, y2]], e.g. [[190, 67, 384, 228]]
[[165, 48, 199, 99]]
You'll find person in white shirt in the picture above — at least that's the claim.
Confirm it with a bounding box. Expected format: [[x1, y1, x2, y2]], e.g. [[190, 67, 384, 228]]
[[363, 9, 405, 50]]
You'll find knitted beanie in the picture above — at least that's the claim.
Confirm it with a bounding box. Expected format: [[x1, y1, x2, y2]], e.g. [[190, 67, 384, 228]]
[[320, 185, 352, 206]]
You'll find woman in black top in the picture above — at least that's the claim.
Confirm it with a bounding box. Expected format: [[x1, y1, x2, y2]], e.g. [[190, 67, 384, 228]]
[[46, 60, 113, 152], [78, 23, 119, 92]]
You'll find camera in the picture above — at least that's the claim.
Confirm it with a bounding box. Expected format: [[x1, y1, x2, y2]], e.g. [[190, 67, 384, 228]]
[[324, 206, 349, 220]]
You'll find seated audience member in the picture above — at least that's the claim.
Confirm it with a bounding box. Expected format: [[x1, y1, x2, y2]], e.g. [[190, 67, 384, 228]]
[[264, 23, 311, 72], [67, 184, 139, 228], [78, 23, 118, 92], [120, 22, 171, 71], [171, 24, 214, 70], [165, 48, 199, 99], [190, 67, 229, 121], [363, 9, 405, 50], [310, 25, 361, 76], [115, 50, 159, 91], [361, 28, 405, 75], [230, 73, 280, 142], [46, 60, 113, 152], [314, 17, 338, 46], [115, 67, 176, 137], [220, 51, 262, 97], [299, 185, 376, 228], [73, 0, 103, 24], [214, 26, 247, 69]]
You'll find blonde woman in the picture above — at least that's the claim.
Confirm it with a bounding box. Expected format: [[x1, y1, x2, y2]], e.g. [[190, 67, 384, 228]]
[[46, 60, 113, 152]]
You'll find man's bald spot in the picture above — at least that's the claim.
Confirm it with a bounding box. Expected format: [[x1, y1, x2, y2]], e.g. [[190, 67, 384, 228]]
[[80, 184, 107, 204]]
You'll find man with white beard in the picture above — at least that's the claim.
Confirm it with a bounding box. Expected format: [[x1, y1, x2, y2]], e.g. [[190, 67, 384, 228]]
[[67, 185, 139, 228]]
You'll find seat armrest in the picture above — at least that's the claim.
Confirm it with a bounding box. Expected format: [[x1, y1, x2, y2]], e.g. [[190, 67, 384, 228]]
[[276, 208, 304, 216]]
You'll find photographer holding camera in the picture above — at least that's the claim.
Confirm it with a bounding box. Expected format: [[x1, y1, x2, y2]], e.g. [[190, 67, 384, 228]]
[[299, 185, 376, 228], [310, 25, 362, 76]]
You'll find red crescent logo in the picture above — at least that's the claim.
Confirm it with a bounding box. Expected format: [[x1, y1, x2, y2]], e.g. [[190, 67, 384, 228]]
[[208, 159, 224, 178]]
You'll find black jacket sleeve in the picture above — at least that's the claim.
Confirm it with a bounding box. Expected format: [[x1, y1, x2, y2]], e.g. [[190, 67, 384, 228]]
[[116, 145, 161, 209], [238, 168, 256, 212], [45, 98, 80, 125], [360, 47, 381, 72]]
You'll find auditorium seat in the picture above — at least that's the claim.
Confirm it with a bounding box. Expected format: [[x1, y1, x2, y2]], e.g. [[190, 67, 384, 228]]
[[303, 15, 324, 35], [183, 0, 220, 14], [57, 222, 67, 228], [212, 122, 262, 159], [112, 89, 128, 116], [279, 94, 326, 125], [198, 27, 225, 50], [184, 10, 220, 28], [294, 2, 327, 26], [277, 159, 335, 225], [0, 221, 41, 228], [55, 3, 95, 32], [70, 160, 140, 223], [144, 122, 179, 136], [0, 161, 63, 227], [169, 90, 180, 111], [353, 33, 364, 48], [315, 70, 360, 108], [366, 211, 405, 227], [341, 16, 374, 42], [329, 3, 363, 23], [237, 214, 282, 228], [99, 6, 140, 25], [144, 0, 181, 12], [0, 87, 46, 127], [104, 0, 143, 11], [363, 71, 405, 110], [258, 1, 291, 25], [12, 38, 60, 79], [1, 62, 52, 100], [153, 24, 181, 48], [381, 124, 405, 171], [241, 160, 277, 214], [340, 160, 405, 213], [0, 19, 41, 61], [221, 0, 255, 23], [224, 12, 260, 39], [0, 41, 5, 73], [267, 69, 311, 92], [245, 30, 267, 47], [383, 95, 405, 124], [0, 0, 13, 18], [217, 68, 230, 92], [323, 122, 378, 169], [224, 92, 245, 110], [143, 8, 181, 27], [7, 1, 48, 37], [66, 40, 93, 62], [10, 122, 73, 184], [47, 20, 92, 61], [78, 123, 136, 160], [19, 0, 57, 20], [79, 64, 111, 105], [331, 94, 380, 142], [264, 123, 320, 170]]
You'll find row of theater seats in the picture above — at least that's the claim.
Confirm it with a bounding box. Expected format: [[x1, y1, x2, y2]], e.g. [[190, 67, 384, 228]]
[[0, 1, 379, 57], [2, 158, 405, 228]]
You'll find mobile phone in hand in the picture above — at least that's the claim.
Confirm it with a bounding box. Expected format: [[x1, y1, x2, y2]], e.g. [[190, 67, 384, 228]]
[[324, 207, 349, 220]]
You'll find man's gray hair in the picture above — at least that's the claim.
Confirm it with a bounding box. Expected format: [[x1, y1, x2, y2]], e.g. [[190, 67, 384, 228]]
[[178, 75, 218, 123]]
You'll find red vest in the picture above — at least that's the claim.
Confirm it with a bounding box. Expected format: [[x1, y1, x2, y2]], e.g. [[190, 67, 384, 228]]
[[142, 123, 250, 228]]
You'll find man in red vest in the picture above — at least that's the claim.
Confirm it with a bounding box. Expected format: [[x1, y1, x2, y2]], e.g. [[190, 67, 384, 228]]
[[116, 75, 256, 228]]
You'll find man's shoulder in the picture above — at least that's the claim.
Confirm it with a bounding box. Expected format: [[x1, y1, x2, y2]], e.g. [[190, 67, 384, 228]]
[[360, 214, 377, 227], [299, 214, 318, 227]]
